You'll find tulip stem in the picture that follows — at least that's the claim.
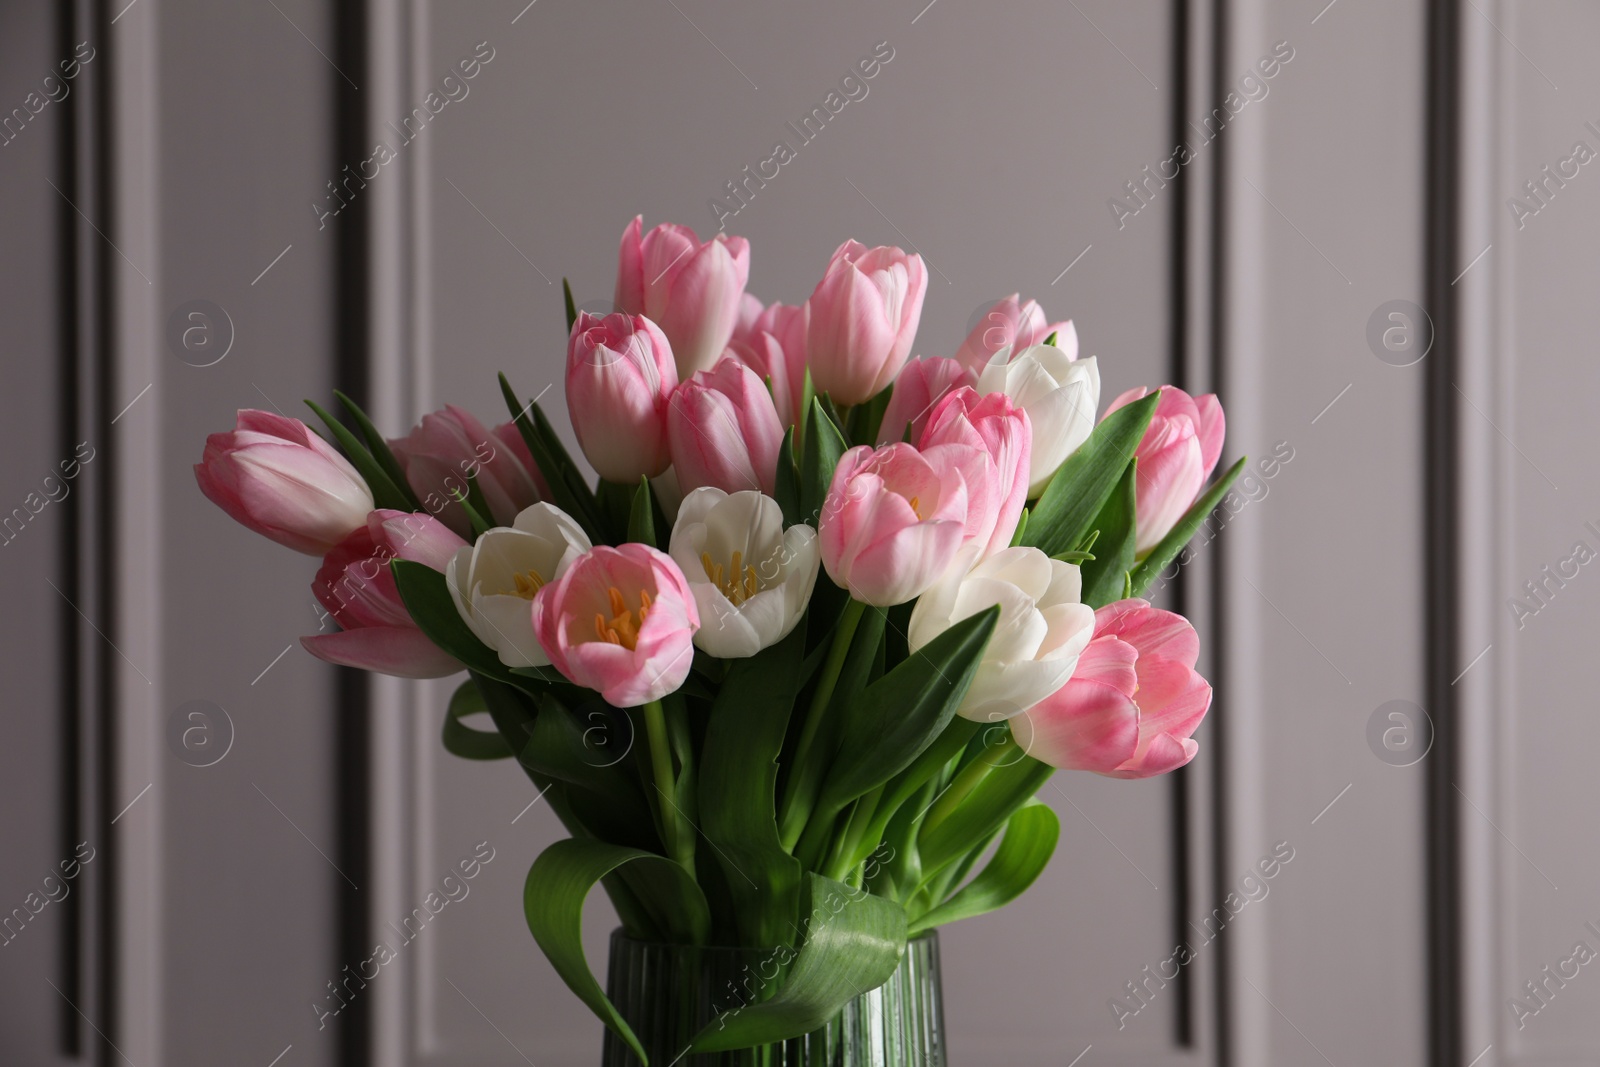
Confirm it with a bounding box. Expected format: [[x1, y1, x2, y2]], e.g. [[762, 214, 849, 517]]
[[920, 745, 1002, 837], [778, 599, 868, 852], [641, 700, 685, 869]]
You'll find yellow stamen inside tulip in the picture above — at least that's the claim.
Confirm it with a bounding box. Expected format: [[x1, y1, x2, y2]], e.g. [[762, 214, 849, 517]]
[[593, 586, 651, 650], [701, 550, 761, 606], [499, 569, 546, 599], [907, 495, 923, 519]]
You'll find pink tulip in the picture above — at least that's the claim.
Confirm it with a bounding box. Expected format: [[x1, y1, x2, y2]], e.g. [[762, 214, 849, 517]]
[[301, 509, 467, 678], [876, 357, 976, 447], [1012, 599, 1211, 778], [805, 241, 927, 406], [615, 216, 751, 379], [668, 358, 784, 495], [818, 442, 970, 607], [1104, 386, 1225, 555], [953, 295, 1074, 373], [730, 291, 765, 348], [566, 311, 678, 483], [919, 387, 1031, 556], [728, 330, 804, 429], [728, 299, 808, 427], [532, 543, 700, 706], [389, 404, 544, 537], [195, 409, 375, 555]]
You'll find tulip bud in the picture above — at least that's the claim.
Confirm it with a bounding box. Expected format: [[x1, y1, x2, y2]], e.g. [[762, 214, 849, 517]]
[[532, 543, 700, 707], [389, 404, 544, 537], [978, 344, 1100, 497], [566, 311, 678, 483], [818, 442, 969, 607], [805, 241, 927, 406], [728, 299, 808, 428], [615, 215, 751, 379], [301, 510, 467, 678], [195, 409, 374, 555], [1013, 599, 1211, 778], [1103, 385, 1225, 554], [953, 295, 1073, 373], [668, 358, 785, 495], [877, 357, 976, 447], [919, 387, 1031, 557]]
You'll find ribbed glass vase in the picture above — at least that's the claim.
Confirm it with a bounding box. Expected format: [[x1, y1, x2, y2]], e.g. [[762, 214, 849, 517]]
[[600, 928, 946, 1067]]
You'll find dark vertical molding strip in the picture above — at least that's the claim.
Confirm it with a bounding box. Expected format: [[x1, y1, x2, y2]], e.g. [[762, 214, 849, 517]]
[[1207, 0, 1233, 1062], [1422, 0, 1463, 1063], [56, 0, 85, 1054], [334, 3, 374, 1065], [1166, 0, 1195, 1049]]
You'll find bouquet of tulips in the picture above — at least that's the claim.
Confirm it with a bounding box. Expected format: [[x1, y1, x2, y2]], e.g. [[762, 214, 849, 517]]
[[196, 217, 1240, 1061]]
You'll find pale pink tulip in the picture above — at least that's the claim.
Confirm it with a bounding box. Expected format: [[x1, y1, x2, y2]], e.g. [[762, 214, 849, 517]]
[[953, 295, 1074, 373], [876, 357, 976, 447], [1012, 599, 1211, 778], [615, 216, 751, 378], [301, 509, 467, 678], [728, 330, 804, 429], [818, 442, 970, 607], [805, 241, 927, 406], [195, 409, 374, 555], [532, 543, 700, 706], [390, 404, 544, 537], [668, 358, 784, 495], [566, 311, 678, 483], [919, 387, 1031, 556], [1104, 386, 1225, 554], [730, 292, 765, 348]]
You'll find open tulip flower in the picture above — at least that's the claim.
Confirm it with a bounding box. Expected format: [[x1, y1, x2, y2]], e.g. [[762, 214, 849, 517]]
[[194, 214, 1243, 1062], [446, 503, 593, 668], [532, 543, 699, 708], [1012, 598, 1212, 778], [668, 488, 819, 659], [195, 409, 374, 555]]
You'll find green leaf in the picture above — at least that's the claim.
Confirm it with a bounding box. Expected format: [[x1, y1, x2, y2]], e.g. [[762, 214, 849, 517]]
[[521, 694, 657, 849], [847, 718, 980, 874], [562, 277, 578, 333], [697, 630, 807, 949], [690, 873, 907, 1053], [595, 478, 635, 545], [390, 559, 497, 675], [441, 679, 513, 759], [1078, 458, 1137, 608], [1023, 392, 1158, 557], [853, 384, 893, 448], [909, 800, 1059, 934], [1008, 506, 1030, 548], [460, 470, 495, 537], [496, 373, 603, 540], [628, 477, 657, 546], [774, 427, 802, 527], [304, 399, 412, 511], [817, 606, 999, 814], [1128, 455, 1247, 596], [333, 390, 421, 510], [524, 838, 711, 1065], [916, 755, 1055, 886], [799, 397, 847, 527]]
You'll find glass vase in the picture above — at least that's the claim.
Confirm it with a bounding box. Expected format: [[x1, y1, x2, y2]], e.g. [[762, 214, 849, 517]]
[[600, 927, 946, 1067]]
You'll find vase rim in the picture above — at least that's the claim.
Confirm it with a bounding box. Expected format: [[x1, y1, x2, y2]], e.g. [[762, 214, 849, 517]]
[[608, 926, 940, 954]]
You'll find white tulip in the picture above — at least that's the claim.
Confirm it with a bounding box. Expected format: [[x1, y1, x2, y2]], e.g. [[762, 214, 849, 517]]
[[668, 487, 819, 659], [978, 344, 1100, 497], [908, 545, 1096, 722], [446, 503, 592, 668]]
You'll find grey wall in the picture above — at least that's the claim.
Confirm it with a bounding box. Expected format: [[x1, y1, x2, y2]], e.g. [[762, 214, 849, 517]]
[[2, 1, 1596, 1065]]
